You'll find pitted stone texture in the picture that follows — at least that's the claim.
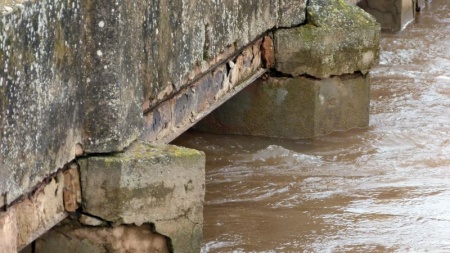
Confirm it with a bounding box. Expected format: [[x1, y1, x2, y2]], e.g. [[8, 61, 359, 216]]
[[35, 223, 170, 253], [275, 0, 380, 78], [82, 0, 143, 152], [0, 0, 85, 207], [196, 74, 370, 139], [0, 0, 143, 208], [0, 209, 17, 253], [79, 141, 205, 252], [357, 0, 415, 32]]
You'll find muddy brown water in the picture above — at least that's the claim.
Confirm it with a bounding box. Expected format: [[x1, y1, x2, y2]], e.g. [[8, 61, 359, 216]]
[[173, 1, 450, 252]]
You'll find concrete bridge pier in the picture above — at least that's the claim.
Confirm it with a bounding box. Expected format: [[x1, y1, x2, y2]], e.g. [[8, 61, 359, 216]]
[[36, 142, 205, 253], [196, 0, 380, 139], [356, 0, 428, 32]]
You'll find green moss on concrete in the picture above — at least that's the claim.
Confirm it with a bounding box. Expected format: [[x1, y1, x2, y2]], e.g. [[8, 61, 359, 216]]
[[102, 141, 204, 163], [307, 0, 377, 28], [89, 141, 204, 169], [275, 0, 380, 78]]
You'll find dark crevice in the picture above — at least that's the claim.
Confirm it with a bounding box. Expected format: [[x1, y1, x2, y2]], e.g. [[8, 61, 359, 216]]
[[82, 151, 124, 158], [300, 73, 325, 81], [77, 211, 113, 227], [268, 69, 294, 78], [225, 61, 232, 74], [2, 192, 7, 211], [31, 241, 36, 253], [149, 223, 174, 253], [268, 69, 365, 81], [273, 13, 309, 30], [80, 138, 143, 158], [334, 71, 365, 79]]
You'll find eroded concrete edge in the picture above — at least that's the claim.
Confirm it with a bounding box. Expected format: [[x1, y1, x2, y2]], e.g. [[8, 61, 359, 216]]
[[141, 36, 272, 143], [0, 164, 81, 251]]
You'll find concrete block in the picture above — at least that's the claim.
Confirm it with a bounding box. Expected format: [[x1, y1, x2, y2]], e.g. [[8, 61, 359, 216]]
[[35, 223, 170, 253], [63, 164, 81, 213], [0, 209, 18, 253], [275, 0, 380, 78], [79, 141, 205, 252], [357, 0, 415, 32], [196, 74, 370, 139]]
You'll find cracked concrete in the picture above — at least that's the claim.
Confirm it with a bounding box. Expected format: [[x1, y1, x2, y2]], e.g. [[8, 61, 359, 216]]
[[34, 141, 206, 253]]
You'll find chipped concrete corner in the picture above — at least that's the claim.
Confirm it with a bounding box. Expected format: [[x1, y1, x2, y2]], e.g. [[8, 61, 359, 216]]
[[0, 164, 80, 252], [36, 142, 206, 253]]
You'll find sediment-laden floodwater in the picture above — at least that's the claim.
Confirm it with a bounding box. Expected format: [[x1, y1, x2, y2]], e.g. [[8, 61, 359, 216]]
[[173, 0, 450, 252]]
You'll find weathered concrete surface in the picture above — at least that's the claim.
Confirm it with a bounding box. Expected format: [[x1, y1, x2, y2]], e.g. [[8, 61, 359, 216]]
[[82, 0, 144, 152], [0, 0, 85, 208], [0, 0, 308, 209], [79, 141, 205, 252], [275, 0, 380, 78], [36, 223, 170, 253], [197, 74, 370, 139], [357, 0, 415, 32], [0, 0, 144, 208], [0, 209, 18, 253]]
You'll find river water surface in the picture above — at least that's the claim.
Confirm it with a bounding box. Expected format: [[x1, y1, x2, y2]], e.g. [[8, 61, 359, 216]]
[[173, 1, 450, 252]]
